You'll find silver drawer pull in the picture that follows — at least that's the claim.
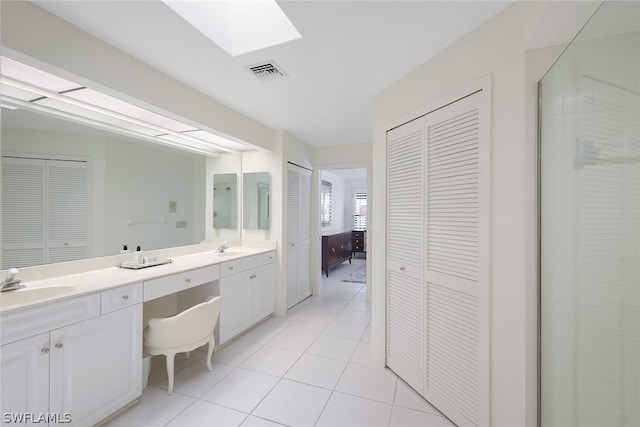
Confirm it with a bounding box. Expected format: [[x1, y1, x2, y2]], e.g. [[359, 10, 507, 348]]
[[41, 347, 50, 355], [228, 266, 234, 271], [55, 342, 64, 350], [185, 278, 191, 283], [122, 295, 129, 300], [250, 274, 256, 279], [400, 266, 406, 271]]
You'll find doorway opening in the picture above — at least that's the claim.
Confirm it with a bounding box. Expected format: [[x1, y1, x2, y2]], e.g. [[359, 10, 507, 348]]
[[316, 167, 368, 299]]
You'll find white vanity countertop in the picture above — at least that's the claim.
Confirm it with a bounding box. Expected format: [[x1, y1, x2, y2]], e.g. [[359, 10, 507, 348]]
[[0, 246, 274, 315]]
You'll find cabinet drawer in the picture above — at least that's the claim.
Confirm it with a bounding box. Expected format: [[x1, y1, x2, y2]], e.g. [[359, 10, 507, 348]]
[[1, 293, 101, 345], [101, 282, 143, 314], [353, 231, 365, 238], [220, 255, 262, 278], [144, 265, 220, 301], [262, 251, 276, 264]]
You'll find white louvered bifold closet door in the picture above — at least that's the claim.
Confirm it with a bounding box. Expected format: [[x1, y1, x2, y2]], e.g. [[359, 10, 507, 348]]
[[297, 171, 312, 301], [1, 157, 89, 269], [386, 118, 425, 393], [386, 89, 489, 427], [286, 163, 312, 308], [422, 92, 489, 427]]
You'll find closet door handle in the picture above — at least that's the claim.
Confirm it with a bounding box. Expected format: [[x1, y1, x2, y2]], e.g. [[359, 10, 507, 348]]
[[400, 266, 406, 272]]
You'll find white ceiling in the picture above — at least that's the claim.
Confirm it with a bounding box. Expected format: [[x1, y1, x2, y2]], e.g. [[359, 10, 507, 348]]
[[33, 0, 512, 148]]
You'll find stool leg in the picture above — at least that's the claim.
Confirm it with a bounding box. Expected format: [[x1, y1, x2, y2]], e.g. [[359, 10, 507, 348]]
[[166, 351, 176, 395], [206, 336, 214, 371]]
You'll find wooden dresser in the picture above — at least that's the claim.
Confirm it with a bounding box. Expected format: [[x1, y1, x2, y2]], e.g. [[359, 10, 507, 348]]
[[321, 231, 352, 277], [352, 230, 366, 257]]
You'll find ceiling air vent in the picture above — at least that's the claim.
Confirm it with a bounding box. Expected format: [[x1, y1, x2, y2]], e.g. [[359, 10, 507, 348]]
[[245, 61, 288, 82]]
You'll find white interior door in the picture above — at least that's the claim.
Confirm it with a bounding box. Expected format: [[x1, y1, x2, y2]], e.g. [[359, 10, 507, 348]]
[[285, 163, 312, 308], [385, 88, 490, 427], [422, 91, 490, 427], [386, 118, 425, 393]]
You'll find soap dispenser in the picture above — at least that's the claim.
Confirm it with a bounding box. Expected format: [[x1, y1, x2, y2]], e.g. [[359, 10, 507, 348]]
[[120, 244, 131, 254], [133, 246, 144, 264]]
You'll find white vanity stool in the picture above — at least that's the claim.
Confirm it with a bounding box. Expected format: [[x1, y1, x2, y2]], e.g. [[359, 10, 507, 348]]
[[144, 296, 222, 395]]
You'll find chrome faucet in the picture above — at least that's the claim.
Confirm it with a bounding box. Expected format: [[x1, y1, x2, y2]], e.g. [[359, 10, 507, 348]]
[[214, 241, 229, 253], [1, 268, 23, 292]]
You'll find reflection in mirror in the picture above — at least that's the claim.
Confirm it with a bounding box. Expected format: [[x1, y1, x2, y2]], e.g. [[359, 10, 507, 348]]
[[243, 172, 270, 230], [0, 107, 216, 269], [213, 173, 238, 229]]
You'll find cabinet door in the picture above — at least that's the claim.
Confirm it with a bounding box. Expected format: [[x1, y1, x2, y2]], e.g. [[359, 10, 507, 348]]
[[1, 333, 50, 426], [219, 273, 251, 344], [49, 304, 142, 426], [251, 263, 275, 323]]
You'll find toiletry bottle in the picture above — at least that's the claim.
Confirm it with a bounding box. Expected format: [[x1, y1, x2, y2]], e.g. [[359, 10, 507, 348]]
[[120, 244, 130, 254], [133, 246, 143, 264]]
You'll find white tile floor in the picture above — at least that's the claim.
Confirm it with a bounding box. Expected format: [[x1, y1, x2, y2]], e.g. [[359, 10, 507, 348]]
[[105, 258, 455, 427]]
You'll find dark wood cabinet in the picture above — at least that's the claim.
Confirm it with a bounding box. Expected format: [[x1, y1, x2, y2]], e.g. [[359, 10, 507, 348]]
[[352, 230, 366, 257], [321, 231, 352, 277]]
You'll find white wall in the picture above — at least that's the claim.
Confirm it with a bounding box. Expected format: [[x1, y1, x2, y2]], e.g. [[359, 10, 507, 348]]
[[371, 2, 599, 425]]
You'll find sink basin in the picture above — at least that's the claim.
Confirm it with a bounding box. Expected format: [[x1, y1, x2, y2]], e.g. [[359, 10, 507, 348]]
[[0, 286, 77, 307]]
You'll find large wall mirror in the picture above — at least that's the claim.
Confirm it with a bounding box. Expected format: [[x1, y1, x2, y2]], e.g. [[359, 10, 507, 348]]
[[243, 172, 270, 230], [1, 107, 241, 269]]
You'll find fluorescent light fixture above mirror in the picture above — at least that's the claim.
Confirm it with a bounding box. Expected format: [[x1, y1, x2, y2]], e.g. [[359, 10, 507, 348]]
[[163, 0, 301, 56], [1, 56, 253, 156]]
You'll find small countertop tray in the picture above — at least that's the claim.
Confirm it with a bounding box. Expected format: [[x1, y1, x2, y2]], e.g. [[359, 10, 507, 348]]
[[118, 258, 173, 270]]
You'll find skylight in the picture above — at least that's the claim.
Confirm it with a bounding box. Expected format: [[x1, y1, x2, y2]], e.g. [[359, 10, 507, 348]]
[[163, 0, 301, 57]]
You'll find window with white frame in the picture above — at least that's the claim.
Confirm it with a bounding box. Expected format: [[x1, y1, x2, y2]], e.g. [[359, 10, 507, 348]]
[[353, 191, 367, 231], [321, 180, 332, 227]]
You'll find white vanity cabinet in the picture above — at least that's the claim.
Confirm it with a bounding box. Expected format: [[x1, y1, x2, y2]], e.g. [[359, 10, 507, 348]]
[[1, 332, 50, 426], [1, 284, 142, 426], [251, 252, 275, 323], [218, 251, 275, 344]]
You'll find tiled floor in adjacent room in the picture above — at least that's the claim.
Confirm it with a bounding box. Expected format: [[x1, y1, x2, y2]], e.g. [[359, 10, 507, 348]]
[[105, 257, 455, 427]]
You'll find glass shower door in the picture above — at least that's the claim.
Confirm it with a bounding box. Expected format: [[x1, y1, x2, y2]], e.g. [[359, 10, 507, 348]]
[[539, 1, 640, 425]]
